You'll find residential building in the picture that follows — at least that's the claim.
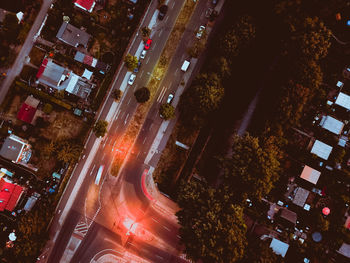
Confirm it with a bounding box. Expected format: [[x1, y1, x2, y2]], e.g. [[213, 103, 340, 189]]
[[74, 51, 110, 74], [300, 165, 321, 185], [338, 243, 350, 259], [0, 178, 24, 212], [56, 22, 91, 48], [292, 187, 311, 210], [278, 208, 297, 228], [0, 134, 32, 164], [319, 115, 344, 135], [74, 0, 96, 13], [310, 140, 333, 160], [269, 238, 289, 258], [17, 96, 40, 124], [36, 58, 93, 99], [335, 92, 350, 110]]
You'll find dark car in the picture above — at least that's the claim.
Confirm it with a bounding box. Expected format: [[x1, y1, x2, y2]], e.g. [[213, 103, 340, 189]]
[[133, 61, 142, 73], [158, 5, 168, 20]]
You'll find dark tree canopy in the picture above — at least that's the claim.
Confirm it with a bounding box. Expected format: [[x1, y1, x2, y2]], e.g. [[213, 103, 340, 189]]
[[93, 120, 108, 138], [222, 134, 281, 203], [244, 239, 285, 263], [124, 53, 138, 71], [134, 87, 150, 103], [177, 180, 247, 263], [159, 103, 175, 120]]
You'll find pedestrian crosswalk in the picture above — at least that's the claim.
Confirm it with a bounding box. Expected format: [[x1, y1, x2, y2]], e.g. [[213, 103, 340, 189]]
[[74, 221, 89, 237]]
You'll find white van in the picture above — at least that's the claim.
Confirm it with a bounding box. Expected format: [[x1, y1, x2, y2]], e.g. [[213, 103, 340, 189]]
[[95, 165, 104, 185], [181, 60, 190, 72]]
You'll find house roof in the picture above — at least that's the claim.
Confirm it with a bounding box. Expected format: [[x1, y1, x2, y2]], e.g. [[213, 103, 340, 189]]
[[292, 187, 310, 207], [56, 22, 91, 48], [320, 115, 344, 135], [74, 51, 85, 62], [338, 243, 350, 258], [0, 178, 23, 212], [300, 165, 321, 185], [17, 103, 37, 124], [280, 208, 297, 225], [310, 140, 333, 160], [335, 92, 350, 110], [270, 238, 289, 258], [37, 59, 68, 89], [0, 136, 24, 162], [74, 0, 96, 12], [82, 69, 93, 80]]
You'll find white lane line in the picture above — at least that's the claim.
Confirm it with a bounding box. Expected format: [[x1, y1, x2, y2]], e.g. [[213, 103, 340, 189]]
[[158, 30, 163, 37], [101, 153, 106, 160], [142, 137, 147, 144], [124, 113, 130, 124], [165, 16, 169, 23], [149, 123, 153, 130], [139, 70, 144, 78], [115, 110, 121, 120], [171, 1, 175, 8], [145, 56, 150, 64], [157, 86, 167, 102], [152, 42, 157, 50], [151, 217, 159, 223], [90, 164, 96, 175], [136, 151, 140, 158], [127, 97, 132, 105], [162, 225, 171, 231], [175, 68, 179, 75]]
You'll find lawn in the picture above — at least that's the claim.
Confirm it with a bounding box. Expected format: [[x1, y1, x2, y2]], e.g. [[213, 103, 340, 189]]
[[29, 46, 46, 67]]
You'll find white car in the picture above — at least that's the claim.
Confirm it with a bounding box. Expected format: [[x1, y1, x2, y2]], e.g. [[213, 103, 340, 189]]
[[128, 74, 136, 85], [166, 93, 174, 104], [196, 25, 206, 39], [140, 50, 147, 59]]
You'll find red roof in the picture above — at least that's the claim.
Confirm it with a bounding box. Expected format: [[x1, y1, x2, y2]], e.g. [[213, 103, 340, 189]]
[[36, 58, 48, 79], [17, 103, 37, 124], [83, 55, 93, 65], [74, 0, 95, 11], [0, 179, 23, 212]]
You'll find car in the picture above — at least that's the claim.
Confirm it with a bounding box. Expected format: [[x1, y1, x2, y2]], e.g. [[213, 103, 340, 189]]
[[140, 50, 147, 59], [144, 39, 152, 50], [133, 61, 142, 73], [95, 165, 104, 185], [158, 5, 168, 20], [128, 74, 136, 85], [212, 0, 219, 5], [166, 93, 174, 104], [196, 25, 206, 39]]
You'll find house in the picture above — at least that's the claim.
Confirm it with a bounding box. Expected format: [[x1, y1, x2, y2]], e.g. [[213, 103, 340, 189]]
[[0, 178, 24, 212], [17, 96, 40, 124], [310, 140, 333, 160], [0, 134, 32, 164], [300, 165, 321, 185], [338, 243, 350, 259], [23, 192, 40, 212], [36, 58, 93, 99], [292, 187, 311, 210], [319, 115, 344, 135], [269, 238, 289, 258], [74, 51, 110, 74], [74, 0, 96, 13], [335, 92, 350, 110], [278, 208, 297, 228], [56, 22, 91, 48]]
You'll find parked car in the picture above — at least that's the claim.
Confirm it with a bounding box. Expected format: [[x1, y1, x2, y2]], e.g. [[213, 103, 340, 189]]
[[134, 62, 142, 73], [128, 74, 136, 85], [95, 165, 104, 185], [140, 50, 147, 59], [166, 93, 174, 104], [158, 5, 168, 20], [144, 39, 152, 50], [196, 25, 206, 39]]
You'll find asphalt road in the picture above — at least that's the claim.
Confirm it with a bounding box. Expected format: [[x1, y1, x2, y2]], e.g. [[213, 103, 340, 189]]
[[45, 0, 222, 262], [0, 0, 53, 105]]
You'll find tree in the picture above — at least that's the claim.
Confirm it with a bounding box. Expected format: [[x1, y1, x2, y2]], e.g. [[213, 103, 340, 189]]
[[244, 239, 284, 263], [159, 103, 175, 120], [293, 59, 323, 90], [41, 140, 56, 160], [293, 17, 331, 60], [316, 214, 329, 232], [56, 139, 83, 164], [235, 15, 256, 45], [2, 13, 20, 44], [213, 56, 231, 78], [124, 53, 138, 71], [93, 120, 108, 138], [141, 26, 151, 39], [179, 73, 224, 122], [112, 89, 122, 101], [176, 180, 247, 263], [43, 103, 53, 114], [222, 134, 281, 203], [134, 87, 150, 103]]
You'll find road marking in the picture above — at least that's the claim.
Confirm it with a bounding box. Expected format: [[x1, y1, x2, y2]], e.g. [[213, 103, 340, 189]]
[[127, 97, 132, 105], [171, 1, 175, 8], [133, 84, 138, 91], [158, 30, 163, 37], [90, 164, 96, 175], [124, 113, 129, 124], [139, 70, 144, 78], [115, 110, 121, 120], [157, 86, 167, 102], [142, 137, 147, 144], [101, 153, 106, 160], [149, 123, 153, 130], [151, 217, 159, 223], [162, 225, 171, 231], [152, 42, 157, 50], [145, 56, 150, 64], [165, 16, 169, 23], [136, 151, 140, 158], [175, 68, 179, 75]]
